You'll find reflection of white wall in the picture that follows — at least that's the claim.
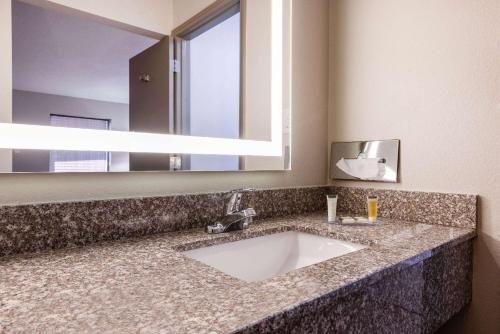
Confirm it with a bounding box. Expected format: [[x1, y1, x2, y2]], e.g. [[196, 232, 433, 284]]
[[12, 90, 129, 172], [28, 0, 174, 36], [189, 13, 240, 171], [173, 0, 215, 28]]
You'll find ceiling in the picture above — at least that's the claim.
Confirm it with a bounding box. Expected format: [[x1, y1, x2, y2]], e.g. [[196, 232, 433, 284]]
[[12, 0, 159, 104]]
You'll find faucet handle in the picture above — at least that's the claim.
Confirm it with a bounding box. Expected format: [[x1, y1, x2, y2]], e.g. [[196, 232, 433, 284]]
[[224, 188, 255, 214]]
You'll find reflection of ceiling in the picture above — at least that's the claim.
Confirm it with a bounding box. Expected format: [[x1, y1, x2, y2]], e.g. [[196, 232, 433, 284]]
[[12, 0, 159, 104]]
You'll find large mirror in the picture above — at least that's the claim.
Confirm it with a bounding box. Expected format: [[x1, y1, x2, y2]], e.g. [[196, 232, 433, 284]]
[[2, 0, 290, 173]]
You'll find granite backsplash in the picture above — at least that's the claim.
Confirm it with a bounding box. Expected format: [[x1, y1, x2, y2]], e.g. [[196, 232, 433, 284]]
[[331, 186, 477, 229], [0, 185, 477, 257]]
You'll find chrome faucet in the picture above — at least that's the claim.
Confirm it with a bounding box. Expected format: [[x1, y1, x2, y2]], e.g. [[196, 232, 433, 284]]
[[206, 188, 257, 234]]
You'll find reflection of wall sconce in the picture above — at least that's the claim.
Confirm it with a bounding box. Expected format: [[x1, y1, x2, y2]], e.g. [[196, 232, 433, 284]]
[[330, 140, 400, 183]]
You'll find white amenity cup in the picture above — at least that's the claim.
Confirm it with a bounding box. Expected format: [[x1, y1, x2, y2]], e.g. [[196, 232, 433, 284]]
[[327, 195, 338, 223]]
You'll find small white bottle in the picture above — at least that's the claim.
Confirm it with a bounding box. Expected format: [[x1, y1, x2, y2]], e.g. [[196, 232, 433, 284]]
[[327, 194, 338, 223]]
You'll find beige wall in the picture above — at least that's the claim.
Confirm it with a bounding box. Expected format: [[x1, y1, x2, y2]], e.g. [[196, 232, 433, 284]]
[[242, 0, 284, 170], [329, 0, 500, 333], [243, 0, 272, 142], [0, 0, 330, 204]]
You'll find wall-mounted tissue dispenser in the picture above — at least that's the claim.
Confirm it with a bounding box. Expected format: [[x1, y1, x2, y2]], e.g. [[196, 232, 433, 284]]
[[330, 139, 400, 182]]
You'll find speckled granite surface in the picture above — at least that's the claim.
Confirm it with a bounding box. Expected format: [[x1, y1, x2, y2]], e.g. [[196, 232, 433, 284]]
[[0, 212, 475, 334], [0, 186, 328, 257], [331, 186, 477, 229], [0, 186, 476, 257]]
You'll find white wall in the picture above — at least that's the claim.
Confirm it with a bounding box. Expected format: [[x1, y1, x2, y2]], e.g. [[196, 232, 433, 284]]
[[12, 90, 129, 172], [0, 0, 330, 204], [329, 0, 500, 332]]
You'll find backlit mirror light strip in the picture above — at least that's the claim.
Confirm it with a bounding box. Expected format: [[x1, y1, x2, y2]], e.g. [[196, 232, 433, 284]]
[[0, 123, 282, 156]]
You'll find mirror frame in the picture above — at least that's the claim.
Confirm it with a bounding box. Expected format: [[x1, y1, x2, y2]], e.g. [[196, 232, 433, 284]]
[[0, 0, 287, 158]]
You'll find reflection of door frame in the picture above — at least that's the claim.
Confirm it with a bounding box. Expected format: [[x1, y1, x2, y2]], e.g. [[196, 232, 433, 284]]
[[171, 0, 245, 170]]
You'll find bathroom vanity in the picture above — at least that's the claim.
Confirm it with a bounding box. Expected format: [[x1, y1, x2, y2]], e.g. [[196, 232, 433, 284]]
[[0, 186, 477, 333], [0, 1, 480, 332]]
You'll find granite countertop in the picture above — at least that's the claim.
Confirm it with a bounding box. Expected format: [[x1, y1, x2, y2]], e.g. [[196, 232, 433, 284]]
[[0, 212, 475, 334]]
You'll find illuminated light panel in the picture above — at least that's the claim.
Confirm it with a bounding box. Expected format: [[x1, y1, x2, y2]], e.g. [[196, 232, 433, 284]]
[[271, 0, 283, 147], [0, 123, 282, 156]]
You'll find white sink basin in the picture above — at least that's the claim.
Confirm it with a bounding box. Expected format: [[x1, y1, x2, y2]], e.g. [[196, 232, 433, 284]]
[[183, 231, 367, 282]]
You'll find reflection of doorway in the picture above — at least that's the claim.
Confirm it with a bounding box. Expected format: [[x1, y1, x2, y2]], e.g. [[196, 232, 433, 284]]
[[173, 0, 242, 171], [49, 115, 110, 173]]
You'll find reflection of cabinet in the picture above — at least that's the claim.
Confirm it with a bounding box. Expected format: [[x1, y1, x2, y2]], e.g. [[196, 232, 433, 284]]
[[129, 36, 173, 171]]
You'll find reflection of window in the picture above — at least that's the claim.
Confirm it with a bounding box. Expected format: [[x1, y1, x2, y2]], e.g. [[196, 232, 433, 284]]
[[49, 114, 110, 172]]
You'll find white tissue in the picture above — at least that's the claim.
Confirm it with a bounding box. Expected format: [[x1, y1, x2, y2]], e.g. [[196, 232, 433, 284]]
[[336, 157, 386, 180]]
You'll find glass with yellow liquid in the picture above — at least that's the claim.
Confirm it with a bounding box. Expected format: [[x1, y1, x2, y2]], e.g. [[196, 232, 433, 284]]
[[367, 195, 378, 222]]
